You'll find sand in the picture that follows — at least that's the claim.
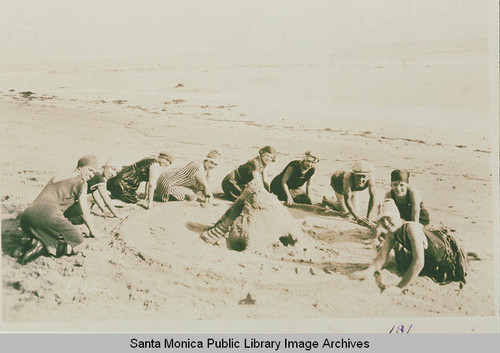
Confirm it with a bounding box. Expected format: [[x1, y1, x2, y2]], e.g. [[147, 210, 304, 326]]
[[0, 40, 497, 332]]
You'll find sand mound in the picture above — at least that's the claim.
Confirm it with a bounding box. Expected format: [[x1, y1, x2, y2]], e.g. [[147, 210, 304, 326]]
[[202, 180, 315, 252]]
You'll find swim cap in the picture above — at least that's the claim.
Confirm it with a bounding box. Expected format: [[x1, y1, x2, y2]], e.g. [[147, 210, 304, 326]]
[[376, 199, 401, 221], [77, 155, 98, 169], [259, 146, 276, 156], [304, 151, 319, 163], [391, 169, 410, 183], [205, 150, 221, 165], [352, 161, 374, 175], [158, 152, 174, 163]]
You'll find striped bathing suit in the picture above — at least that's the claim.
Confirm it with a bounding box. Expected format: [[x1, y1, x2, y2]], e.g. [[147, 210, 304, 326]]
[[155, 161, 207, 201]]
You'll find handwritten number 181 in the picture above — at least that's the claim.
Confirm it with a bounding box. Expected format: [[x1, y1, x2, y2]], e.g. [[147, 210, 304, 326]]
[[389, 324, 413, 334]]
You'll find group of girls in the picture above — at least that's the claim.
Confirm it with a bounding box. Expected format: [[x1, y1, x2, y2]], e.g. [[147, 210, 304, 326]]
[[18, 152, 171, 264], [16, 146, 467, 296]]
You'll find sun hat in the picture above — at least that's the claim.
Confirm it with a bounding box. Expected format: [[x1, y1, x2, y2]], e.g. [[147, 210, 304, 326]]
[[77, 155, 98, 169], [204, 150, 221, 165], [376, 198, 401, 221], [391, 169, 410, 183], [351, 161, 374, 175]]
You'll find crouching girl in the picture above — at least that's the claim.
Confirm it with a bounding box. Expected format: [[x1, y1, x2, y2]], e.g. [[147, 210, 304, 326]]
[[19, 155, 101, 264], [352, 199, 467, 295]]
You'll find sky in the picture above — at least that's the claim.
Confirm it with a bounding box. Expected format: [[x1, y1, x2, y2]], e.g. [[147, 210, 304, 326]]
[[0, 0, 493, 64]]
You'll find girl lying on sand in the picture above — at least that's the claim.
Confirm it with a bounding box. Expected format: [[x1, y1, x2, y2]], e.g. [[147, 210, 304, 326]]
[[352, 199, 468, 295], [270, 151, 318, 206], [322, 161, 376, 228], [19, 155, 101, 264], [221, 146, 276, 201], [385, 169, 430, 226], [107, 152, 173, 209], [155, 150, 220, 202]]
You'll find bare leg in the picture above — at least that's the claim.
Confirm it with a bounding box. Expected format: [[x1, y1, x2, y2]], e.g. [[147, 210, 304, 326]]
[[201, 195, 245, 244], [168, 186, 196, 201], [322, 192, 349, 213], [350, 192, 360, 215], [321, 196, 337, 208], [185, 193, 196, 201], [103, 189, 130, 208], [338, 192, 350, 213]]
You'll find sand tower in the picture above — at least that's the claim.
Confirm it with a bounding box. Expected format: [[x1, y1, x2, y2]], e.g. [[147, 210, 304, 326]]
[[201, 179, 310, 251]]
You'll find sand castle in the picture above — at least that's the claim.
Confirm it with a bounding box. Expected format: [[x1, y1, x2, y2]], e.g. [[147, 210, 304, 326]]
[[201, 179, 311, 251]]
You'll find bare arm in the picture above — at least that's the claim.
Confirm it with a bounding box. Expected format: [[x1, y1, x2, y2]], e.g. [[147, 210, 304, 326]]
[[397, 223, 425, 288], [281, 166, 294, 205], [147, 163, 160, 209], [91, 189, 108, 214], [194, 169, 211, 198], [352, 232, 395, 279], [366, 177, 376, 219], [95, 184, 120, 218], [343, 174, 361, 220], [409, 188, 422, 223], [78, 184, 99, 237], [252, 169, 269, 190], [262, 167, 271, 191], [368, 231, 395, 272]]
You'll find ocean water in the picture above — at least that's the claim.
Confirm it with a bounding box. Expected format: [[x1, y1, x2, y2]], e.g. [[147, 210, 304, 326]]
[[0, 39, 492, 140]]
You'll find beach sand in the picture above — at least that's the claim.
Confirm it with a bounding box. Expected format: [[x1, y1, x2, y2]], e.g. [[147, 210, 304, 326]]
[[0, 40, 497, 332]]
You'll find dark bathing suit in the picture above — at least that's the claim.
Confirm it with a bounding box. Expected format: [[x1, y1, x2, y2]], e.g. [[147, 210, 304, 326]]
[[222, 157, 264, 201], [330, 171, 368, 194], [270, 160, 315, 204], [392, 222, 467, 285], [107, 157, 158, 203], [390, 189, 430, 226]]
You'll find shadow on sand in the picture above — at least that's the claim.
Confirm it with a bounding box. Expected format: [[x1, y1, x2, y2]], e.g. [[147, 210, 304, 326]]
[[185, 221, 211, 234], [319, 261, 369, 276], [1, 218, 30, 258]]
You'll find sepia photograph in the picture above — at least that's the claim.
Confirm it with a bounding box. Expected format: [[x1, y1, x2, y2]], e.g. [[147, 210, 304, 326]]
[[0, 0, 498, 334]]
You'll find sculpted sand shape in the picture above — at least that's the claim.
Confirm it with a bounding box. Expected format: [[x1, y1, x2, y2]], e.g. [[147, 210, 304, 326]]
[[201, 179, 312, 251], [115, 179, 369, 271]]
